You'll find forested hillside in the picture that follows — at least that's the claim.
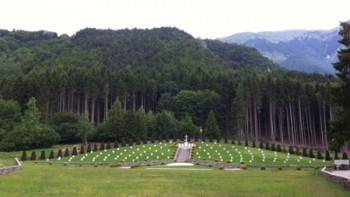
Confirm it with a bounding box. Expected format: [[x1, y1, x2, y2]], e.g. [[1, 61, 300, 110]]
[[0, 27, 337, 151]]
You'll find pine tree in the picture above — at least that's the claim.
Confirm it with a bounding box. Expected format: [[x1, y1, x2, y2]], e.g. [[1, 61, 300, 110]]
[[335, 151, 339, 160], [204, 110, 221, 139], [100, 142, 105, 150], [330, 22, 350, 150], [271, 143, 275, 151], [107, 141, 111, 149], [64, 148, 70, 157], [276, 144, 282, 152], [259, 142, 264, 149], [342, 152, 348, 159], [317, 150, 324, 160], [49, 150, 54, 159], [93, 144, 98, 151], [30, 151, 37, 160], [325, 151, 332, 161], [72, 147, 78, 155], [309, 148, 315, 158], [40, 150, 46, 160], [21, 151, 27, 161], [57, 149, 62, 158], [80, 145, 85, 154], [114, 140, 119, 148], [302, 148, 308, 157], [87, 144, 92, 153]]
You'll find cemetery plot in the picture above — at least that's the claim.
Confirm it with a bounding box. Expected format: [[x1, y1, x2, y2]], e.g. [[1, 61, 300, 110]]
[[57, 142, 175, 163], [193, 142, 333, 166]]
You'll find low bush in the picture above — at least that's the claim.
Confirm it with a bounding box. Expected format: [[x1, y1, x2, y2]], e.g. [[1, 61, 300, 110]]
[[342, 152, 348, 159], [277, 166, 283, 171], [64, 148, 70, 157], [271, 143, 275, 151], [296, 166, 301, 171], [93, 144, 98, 151], [218, 164, 224, 170], [260, 165, 266, 170], [57, 149, 62, 158], [316, 150, 323, 160], [72, 147, 78, 156], [80, 145, 85, 154], [49, 150, 54, 159], [30, 151, 36, 160], [309, 148, 315, 158], [110, 163, 120, 168], [276, 144, 282, 152], [241, 164, 247, 170], [39, 150, 46, 160], [21, 151, 27, 161], [302, 148, 308, 157]]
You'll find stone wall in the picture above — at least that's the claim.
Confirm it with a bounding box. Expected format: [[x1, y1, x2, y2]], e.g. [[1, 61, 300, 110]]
[[0, 158, 22, 176], [321, 167, 350, 190]]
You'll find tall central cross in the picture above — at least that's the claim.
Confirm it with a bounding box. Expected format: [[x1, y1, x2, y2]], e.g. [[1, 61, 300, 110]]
[[184, 134, 188, 143]]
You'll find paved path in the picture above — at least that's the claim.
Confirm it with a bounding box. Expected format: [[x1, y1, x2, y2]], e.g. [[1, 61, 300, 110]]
[[330, 170, 350, 179], [175, 148, 191, 162]]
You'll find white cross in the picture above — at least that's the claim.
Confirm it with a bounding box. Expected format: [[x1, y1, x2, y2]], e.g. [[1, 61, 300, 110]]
[[184, 135, 188, 143]]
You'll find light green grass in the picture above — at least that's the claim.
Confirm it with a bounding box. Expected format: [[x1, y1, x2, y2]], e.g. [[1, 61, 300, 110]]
[[57, 142, 175, 163], [0, 162, 349, 196], [193, 142, 333, 166]]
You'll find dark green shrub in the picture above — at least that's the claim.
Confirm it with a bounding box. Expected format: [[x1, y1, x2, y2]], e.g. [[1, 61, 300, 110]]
[[240, 164, 247, 170], [93, 144, 98, 151], [265, 142, 270, 150], [252, 140, 256, 148], [218, 164, 224, 170], [39, 150, 46, 160], [80, 145, 85, 154], [238, 140, 241, 145], [288, 146, 294, 154], [151, 136, 155, 144], [302, 148, 308, 157], [49, 150, 54, 159], [309, 148, 315, 158], [325, 151, 332, 161], [21, 151, 27, 161], [296, 166, 301, 171], [334, 151, 339, 160], [260, 165, 266, 170], [122, 139, 127, 147], [87, 144, 91, 153], [276, 144, 282, 152], [57, 149, 62, 158], [209, 136, 213, 142], [342, 152, 348, 159], [245, 139, 249, 147], [100, 142, 105, 150], [113, 140, 119, 148], [295, 147, 301, 155], [224, 137, 228, 144], [259, 142, 264, 149], [128, 138, 134, 146], [136, 138, 141, 145], [107, 141, 111, 149], [231, 137, 235, 144], [277, 166, 282, 170], [64, 148, 70, 157], [30, 151, 37, 160], [72, 147, 78, 156], [271, 143, 275, 151], [283, 146, 286, 153], [316, 150, 323, 159]]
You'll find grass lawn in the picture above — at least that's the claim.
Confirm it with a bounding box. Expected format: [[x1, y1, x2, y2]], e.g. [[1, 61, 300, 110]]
[[0, 162, 349, 197]]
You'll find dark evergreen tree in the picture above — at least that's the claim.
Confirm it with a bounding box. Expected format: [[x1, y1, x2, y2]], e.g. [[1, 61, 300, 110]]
[[316, 150, 324, 160], [245, 139, 249, 147], [107, 141, 111, 149], [113, 140, 119, 148], [302, 148, 308, 157], [100, 142, 105, 150], [231, 137, 235, 144], [335, 151, 339, 160], [288, 146, 294, 154], [224, 136, 228, 144], [259, 142, 264, 149], [80, 145, 85, 154], [57, 149, 62, 158], [72, 147, 78, 155], [276, 144, 282, 152], [265, 142, 270, 150], [252, 140, 256, 148], [21, 151, 27, 161], [64, 148, 70, 157], [87, 144, 91, 153], [309, 148, 315, 158], [30, 151, 36, 160], [39, 150, 46, 160], [342, 152, 348, 159], [325, 151, 332, 161], [271, 143, 275, 151], [204, 110, 220, 139], [295, 147, 301, 155], [49, 150, 54, 159], [93, 144, 98, 151], [122, 138, 126, 147]]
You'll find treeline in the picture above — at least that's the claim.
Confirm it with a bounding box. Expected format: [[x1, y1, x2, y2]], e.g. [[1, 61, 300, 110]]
[[0, 27, 337, 151]]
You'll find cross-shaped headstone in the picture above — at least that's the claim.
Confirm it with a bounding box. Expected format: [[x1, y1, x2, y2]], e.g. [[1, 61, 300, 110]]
[[184, 134, 188, 143]]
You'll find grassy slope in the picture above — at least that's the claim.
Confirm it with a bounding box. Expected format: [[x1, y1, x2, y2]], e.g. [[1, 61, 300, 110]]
[[0, 162, 349, 197]]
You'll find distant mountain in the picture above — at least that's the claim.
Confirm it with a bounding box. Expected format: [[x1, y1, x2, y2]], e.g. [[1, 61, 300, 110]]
[[220, 27, 342, 74]]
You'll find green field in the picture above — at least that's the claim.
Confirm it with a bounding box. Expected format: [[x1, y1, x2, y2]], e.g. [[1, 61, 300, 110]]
[[0, 162, 349, 197]]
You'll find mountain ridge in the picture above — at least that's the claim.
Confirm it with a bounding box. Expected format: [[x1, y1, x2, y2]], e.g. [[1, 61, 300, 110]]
[[220, 26, 342, 74]]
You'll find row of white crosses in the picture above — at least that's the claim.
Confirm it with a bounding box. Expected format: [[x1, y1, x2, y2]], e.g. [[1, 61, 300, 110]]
[[67, 142, 173, 163]]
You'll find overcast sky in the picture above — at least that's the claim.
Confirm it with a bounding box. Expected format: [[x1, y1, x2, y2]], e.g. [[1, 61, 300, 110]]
[[1, 0, 349, 39]]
